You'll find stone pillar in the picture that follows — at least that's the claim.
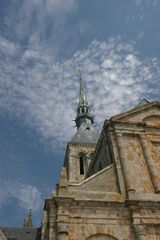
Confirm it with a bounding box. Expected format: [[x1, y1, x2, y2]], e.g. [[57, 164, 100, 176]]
[[41, 210, 48, 240], [109, 132, 126, 195], [140, 133, 160, 192], [68, 153, 76, 183], [49, 204, 57, 240], [86, 154, 90, 173], [133, 225, 147, 240], [116, 132, 132, 192]]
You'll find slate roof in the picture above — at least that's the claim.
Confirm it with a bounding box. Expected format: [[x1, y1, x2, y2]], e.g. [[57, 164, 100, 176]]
[[0, 227, 41, 240], [71, 122, 99, 144]]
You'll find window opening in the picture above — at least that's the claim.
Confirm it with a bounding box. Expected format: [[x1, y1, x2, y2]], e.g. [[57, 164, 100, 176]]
[[99, 162, 102, 171], [79, 156, 84, 175]]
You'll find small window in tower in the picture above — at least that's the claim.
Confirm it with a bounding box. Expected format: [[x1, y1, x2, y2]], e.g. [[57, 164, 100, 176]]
[[82, 108, 84, 113], [99, 162, 102, 171], [79, 156, 84, 175]]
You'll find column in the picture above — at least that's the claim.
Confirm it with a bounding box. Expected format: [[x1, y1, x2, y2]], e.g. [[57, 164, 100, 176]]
[[49, 205, 57, 240], [133, 225, 147, 240], [140, 133, 159, 192], [116, 132, 132, 192], [41, 210, 48, 240]]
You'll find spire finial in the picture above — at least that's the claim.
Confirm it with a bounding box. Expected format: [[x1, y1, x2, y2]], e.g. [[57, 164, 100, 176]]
[[75, 70, 94, 129], [77, 69, 87, 106], [78, 68, 84, 98], [23, 209, 33, 228]]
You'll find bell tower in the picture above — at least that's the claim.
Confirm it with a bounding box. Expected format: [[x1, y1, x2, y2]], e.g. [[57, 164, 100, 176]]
[[64, 71, 99, 184]]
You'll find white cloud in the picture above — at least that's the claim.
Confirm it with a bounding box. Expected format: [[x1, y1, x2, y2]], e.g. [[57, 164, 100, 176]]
[[0, 36, 159, 151], [18, 185, 41, 211], [3, 0, 77, 56], [134, 0, 160, 8], [0, 179, 42, 211], [0, 37, 16, 54]]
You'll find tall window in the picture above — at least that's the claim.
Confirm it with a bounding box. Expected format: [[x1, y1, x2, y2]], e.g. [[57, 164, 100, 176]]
[[79, 156, 84, 175], [99, 162, 102, 171]]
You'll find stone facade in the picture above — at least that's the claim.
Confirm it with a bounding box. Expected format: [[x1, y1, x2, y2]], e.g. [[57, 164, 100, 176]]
[[41, 100, 160, 240]]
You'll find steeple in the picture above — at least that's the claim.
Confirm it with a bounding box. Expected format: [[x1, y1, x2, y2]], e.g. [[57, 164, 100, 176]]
[[75, 70, 94, 129], [23, 209, 33, 228]]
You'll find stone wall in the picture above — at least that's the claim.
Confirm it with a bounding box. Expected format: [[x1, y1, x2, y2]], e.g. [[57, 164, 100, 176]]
[[64, 143, 96, 184], [87, 133, 113, 176], [55, 200, 134, 240], [41, 101, 160, 240]]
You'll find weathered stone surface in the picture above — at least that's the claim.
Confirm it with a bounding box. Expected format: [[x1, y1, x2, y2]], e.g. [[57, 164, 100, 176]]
[[0, 231, 7, 240], [42, 101, 160, 240]]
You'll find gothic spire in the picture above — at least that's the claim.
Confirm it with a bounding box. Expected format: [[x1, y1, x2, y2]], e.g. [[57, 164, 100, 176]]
[[78, 69, 88, 107], [75, 70, 94, 129]]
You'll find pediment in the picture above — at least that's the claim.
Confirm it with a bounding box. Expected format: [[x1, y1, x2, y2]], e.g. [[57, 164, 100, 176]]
[[111, 101, 160, 126]]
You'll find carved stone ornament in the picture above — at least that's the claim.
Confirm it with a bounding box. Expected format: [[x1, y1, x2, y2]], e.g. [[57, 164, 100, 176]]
[[133, 224, 147, 236]]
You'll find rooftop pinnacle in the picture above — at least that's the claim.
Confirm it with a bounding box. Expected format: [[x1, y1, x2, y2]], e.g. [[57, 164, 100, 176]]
[[23, 209, 33, 228], [75, 70, 94, 129]]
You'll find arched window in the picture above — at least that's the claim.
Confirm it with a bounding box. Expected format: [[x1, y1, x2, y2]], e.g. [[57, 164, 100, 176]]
[[79, 156, 84, 175], [99, 162, 102, 171], [78, 152, 87, 175]]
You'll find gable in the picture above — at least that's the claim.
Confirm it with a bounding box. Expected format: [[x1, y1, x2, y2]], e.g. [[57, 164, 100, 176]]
[[65, 163, 121, 201], [79, 164, 119, 193], [111, 102, 160, 125]]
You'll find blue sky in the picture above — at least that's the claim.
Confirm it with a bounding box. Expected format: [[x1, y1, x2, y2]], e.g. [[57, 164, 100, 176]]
[[0, 0, 160, 227]]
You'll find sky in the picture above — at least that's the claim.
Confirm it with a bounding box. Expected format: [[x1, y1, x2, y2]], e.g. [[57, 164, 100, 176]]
[[0, 0, 160, 227]]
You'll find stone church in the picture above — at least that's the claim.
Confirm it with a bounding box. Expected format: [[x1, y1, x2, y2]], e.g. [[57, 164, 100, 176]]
[[0, 74, 160, 240]]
